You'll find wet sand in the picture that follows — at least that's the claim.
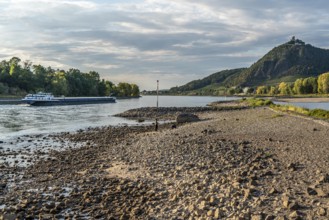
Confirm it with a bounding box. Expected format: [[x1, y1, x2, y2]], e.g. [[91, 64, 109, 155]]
[[1, 106, 329, 219]]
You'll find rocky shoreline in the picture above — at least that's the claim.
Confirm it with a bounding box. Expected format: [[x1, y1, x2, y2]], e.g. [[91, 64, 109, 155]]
[[1, 106, 329, 219]]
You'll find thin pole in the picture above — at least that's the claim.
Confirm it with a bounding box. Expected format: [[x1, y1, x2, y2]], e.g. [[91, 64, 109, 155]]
[[155, 80, 159, 131], [156, 80, 159, 109]]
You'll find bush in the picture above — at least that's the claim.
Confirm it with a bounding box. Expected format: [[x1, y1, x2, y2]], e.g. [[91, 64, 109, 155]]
[[241, 98, 273, 107], [309, 109, 329, 119], [271, 105, 329, 119]]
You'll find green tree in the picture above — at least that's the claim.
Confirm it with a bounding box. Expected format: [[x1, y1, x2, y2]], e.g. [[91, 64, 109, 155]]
[[131, 84, 140, 96], [317, 72, 329, 94], [278, 82, 292, 95], [0, 60, 10, 85], [227, 88, 235, 95], [293, 78, 304, 94], [105, 81, 116, 96], [51, 71, 68, 95], [117, 82, 132, 97], [268, 86, 279, 96], [9, 57, 21, 76], [256, 86, 267, 95], [98, 79, 107, 96], [66, 69, 83, 96], [303, 77, 317, 94]]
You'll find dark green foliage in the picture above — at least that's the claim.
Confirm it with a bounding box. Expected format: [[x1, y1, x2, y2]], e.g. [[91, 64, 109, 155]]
[[0, 57, 139, 97]]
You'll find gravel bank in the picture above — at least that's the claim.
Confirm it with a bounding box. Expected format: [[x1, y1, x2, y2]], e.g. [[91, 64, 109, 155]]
[[1, 107, 329, 219]]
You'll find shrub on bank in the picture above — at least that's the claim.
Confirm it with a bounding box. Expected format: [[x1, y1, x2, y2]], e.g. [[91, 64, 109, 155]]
[[240, 98, 329, 120], [309, 109, 329, 119], [241, 98, 273, 107], [271, 104, 329, 119]]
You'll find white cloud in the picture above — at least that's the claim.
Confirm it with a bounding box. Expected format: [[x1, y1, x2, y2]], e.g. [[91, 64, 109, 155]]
[[0, 0, 329, 90]]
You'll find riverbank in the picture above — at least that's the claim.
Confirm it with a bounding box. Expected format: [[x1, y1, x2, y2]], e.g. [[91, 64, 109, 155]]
[[273, 97, 329, 103], [1, 106, 329, 219]]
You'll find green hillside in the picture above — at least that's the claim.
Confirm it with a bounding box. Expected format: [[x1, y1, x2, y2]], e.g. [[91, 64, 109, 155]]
[[169, 37, 329, 93], [169, 68, 246, 93]]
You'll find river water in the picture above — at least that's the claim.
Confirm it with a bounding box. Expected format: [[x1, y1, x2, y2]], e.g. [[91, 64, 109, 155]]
[[0, 96, 238, 140], [1, 95, 329, 141], [274, 101, 329, 111]]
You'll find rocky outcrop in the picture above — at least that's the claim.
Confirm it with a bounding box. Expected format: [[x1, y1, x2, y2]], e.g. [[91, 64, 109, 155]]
[[176, 113, 200, 123]]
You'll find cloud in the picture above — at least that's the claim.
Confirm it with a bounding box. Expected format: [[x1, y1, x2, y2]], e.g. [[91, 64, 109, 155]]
[[0, 0, 329, 89]]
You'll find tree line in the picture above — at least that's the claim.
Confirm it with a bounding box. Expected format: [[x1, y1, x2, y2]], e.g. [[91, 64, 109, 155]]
[[255, 72, 329, 96], [0, 57, 140, 97]]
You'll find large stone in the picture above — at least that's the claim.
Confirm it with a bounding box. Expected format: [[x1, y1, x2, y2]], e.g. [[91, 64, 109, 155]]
[[176, 113, 200, 124], [316, 207, 326, 216], [214, 208, 221, 219], [318, 174, 329, 183], [306, 187, 318, 196]]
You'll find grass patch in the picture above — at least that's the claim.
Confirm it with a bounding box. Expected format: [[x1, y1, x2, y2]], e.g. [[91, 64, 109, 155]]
[[271, 104, 329, 120], [242, 98, 329, 120], [241, 98, 273, 107], [308, 109, 329, 119]]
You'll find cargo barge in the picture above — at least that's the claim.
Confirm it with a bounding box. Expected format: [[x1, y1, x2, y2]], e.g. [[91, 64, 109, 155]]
[[21, 92, 116, 106]]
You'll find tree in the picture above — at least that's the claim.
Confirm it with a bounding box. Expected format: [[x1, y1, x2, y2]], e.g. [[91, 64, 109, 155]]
[[278, 82, 291, 95], [131, 84, 140, 96], [9, 57, 21, 76], [51, 71, 68, 95], [0, 60, 10, 85], [293, 78, 304, 94], [0, 57, 140, 97], [227, 88, 235, 95], [269, 86, 279, 96], [256, 86, 267, 95], [98, 79, 107, 96], [317, 72, 329, 94], [105, 81, 115, 96], [246, 87, 255, 94], [33, 65, 53, 91], [117, 82, 132, 97], [302, 77, 317, 94], [66, 69, 83, 96]]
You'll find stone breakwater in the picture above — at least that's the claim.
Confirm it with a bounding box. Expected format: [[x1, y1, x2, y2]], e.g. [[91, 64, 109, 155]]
[[1, 107, 329, 219]]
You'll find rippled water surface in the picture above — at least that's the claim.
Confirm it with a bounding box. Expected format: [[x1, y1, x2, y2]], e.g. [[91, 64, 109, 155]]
[[0, 96, 238, 140]]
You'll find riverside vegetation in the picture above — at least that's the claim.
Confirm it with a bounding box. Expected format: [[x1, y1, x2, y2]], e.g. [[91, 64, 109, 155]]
[[239, 97, 329, 120], [1, 100, 329, 219], [0, 57, 139, 97]]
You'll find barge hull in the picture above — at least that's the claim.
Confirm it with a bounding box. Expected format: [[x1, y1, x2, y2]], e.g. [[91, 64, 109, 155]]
[[24, 97, 116, 106]]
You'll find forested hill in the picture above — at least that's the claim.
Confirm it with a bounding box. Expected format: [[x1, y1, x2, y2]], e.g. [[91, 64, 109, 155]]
[[169, 38, 329, 94], [235, 38, 329, 87], [169, 68, 246, 93], [0, 57, 139, 97]]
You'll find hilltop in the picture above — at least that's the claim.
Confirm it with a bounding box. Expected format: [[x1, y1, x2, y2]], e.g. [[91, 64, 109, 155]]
[[168, 37, 329, 94]]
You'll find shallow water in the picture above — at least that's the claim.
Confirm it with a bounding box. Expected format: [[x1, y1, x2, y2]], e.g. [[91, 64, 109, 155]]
[[0, 96, 238, 140], [274, 101, 329, 110]]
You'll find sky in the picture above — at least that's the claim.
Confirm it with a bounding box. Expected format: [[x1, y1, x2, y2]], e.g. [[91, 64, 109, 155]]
[[0, 0, 329, 90]]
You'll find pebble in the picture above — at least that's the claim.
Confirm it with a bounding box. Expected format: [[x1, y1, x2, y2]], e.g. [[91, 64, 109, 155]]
[[1, 107, 328, 219]]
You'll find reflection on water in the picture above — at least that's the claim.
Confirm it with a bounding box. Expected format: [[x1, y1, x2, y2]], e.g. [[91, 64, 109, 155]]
[[0, 96, 239, 140]]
